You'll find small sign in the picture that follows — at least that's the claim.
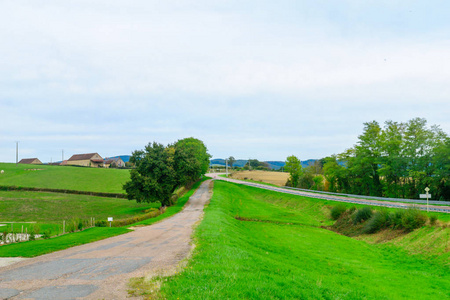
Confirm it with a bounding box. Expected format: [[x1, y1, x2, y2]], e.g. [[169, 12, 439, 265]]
[[108, 217, 113, 222], [419, 194, 431, 199]]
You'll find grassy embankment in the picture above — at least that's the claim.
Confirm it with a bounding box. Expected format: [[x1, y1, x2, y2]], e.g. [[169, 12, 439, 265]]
[[0, 162, 208, 257], [130, 181, 450, 300]]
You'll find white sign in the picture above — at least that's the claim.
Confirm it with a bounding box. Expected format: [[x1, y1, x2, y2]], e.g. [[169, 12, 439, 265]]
[[107, 217, 113, 222], [419, 194, 431, 199]]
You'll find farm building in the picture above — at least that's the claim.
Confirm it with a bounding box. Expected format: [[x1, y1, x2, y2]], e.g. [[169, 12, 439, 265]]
[[67, 153, 104, 168], [103, 156, 125, 168], [18, 158, 42, 164]]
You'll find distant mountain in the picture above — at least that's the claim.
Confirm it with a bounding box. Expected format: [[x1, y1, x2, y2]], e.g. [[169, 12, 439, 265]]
[[210, 158, 318, 170], [210, 159, 247, 167]]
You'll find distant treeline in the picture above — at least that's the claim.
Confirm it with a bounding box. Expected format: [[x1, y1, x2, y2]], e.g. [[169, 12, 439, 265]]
[[321, 118, 450, 200]]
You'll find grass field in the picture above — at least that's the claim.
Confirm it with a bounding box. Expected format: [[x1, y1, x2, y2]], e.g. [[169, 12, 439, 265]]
[[0, 190, 157, 234], [229, 170, 289, 186], [0, 163, 130, 193], [133, 181, 449, 299]]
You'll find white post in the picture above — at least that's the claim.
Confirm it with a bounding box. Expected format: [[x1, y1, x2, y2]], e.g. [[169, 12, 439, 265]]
[[425, 187, 430, 213]]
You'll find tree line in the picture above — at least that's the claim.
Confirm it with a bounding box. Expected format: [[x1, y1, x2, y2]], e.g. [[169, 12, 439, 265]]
[[123, 137, 211, 206], [286, 118, 450, 201]]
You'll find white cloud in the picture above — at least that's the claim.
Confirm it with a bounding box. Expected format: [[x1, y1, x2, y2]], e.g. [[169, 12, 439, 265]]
[[1, 1, 449, 162]]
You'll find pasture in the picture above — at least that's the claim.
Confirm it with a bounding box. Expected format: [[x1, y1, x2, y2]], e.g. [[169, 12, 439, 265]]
[[0, 190, 156, 234], [0, 163, 130, 193], [229, 170, 289, 186], [133, 181, 449, 299]]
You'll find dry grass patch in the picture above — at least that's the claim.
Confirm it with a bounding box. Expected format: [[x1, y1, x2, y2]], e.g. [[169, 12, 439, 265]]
[[230, 170, 289, 186]]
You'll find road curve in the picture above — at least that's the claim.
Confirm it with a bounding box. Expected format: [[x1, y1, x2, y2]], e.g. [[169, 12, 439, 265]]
[[0, 180, 213, 300], [210, 175, 450, 214]]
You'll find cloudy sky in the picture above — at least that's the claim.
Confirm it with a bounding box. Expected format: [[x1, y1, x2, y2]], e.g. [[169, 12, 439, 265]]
[[1, 1, 449, 163]]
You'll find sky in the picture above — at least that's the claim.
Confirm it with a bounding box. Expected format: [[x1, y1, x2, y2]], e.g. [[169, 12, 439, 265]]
[[1, 0, 450, 163]]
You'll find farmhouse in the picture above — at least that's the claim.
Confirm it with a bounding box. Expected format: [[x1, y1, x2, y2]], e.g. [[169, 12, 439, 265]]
[[103, 156, 125, 168], [18, 158, 42, 164], [67, 153, 104, 168]]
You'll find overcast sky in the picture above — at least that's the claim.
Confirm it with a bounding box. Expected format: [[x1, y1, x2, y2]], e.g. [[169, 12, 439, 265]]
[[1, 1, 449, 163]]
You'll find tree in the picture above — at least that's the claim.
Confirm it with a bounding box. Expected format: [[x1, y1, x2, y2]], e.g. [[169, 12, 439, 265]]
[[285, 155, 302, 187], [174, 137, 211, 186], [124, 138, 211, 206], [123, 142, 177, 207], [228, 156, 236, 169]]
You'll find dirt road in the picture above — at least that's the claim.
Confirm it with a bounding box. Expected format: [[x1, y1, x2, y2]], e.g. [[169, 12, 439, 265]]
[[0, 180, 212, 300]]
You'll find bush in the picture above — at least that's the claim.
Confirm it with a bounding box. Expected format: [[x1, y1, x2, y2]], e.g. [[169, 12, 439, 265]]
[[42, 230, 51, 239], [353, 207, 373, 225], [363, 209, 390, 234], [400, 208, 427, 231], [429, 214, 438, 226], [389, 210, 404, 229], [331, 205, 347, 220]]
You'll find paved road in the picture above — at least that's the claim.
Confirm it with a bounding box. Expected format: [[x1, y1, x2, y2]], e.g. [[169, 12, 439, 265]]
[[210, 175, 450, 213], [0, 180, 213, 300]]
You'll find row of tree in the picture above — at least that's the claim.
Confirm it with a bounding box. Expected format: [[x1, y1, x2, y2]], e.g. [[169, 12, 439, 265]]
[[286, 118, 450, 200], [123, 138, 211, 206]]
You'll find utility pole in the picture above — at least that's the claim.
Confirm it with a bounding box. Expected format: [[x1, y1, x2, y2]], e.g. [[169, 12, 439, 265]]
[[62, 149, 64, 161], [15, 141, 19, 165]]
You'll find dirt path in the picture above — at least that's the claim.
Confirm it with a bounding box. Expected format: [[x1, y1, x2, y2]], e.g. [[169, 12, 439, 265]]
[[0, 180, 213, 300]]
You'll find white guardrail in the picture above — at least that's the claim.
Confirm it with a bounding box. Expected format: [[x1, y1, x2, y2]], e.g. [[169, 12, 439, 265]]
[[214, 177, 450, 214]]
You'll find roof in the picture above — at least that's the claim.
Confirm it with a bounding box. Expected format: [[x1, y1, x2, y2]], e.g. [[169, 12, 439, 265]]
[[104, 157, 124, 163], [68, 153, 101, 161], [105, 155, 131, 163], [19, 158, 40, 164]]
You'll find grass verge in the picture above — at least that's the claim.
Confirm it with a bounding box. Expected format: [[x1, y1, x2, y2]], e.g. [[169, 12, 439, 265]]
[[0, 227, 130, 257]]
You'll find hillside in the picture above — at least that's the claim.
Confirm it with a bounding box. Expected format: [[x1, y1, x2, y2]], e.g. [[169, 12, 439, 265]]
[[0, 163, 130, 194]]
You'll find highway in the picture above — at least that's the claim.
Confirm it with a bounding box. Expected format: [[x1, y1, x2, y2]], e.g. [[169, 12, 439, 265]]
[[210, 175, 450, 214]]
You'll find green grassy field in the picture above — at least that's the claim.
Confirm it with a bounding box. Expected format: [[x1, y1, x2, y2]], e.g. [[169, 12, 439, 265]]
[[0, 190, 157, 234], [139, 181, 449, 299], [0, 163, 130, 193]]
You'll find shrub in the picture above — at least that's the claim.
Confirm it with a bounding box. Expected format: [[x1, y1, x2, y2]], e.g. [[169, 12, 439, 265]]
[[429, 214, 438, 226], [353, 207, 373, 225], [42, 230, 51, 239], [363, 209, 390, 234], [400, 208, 427, 231], [331, 205, 347, 220], [29, 227, 35, 241], [389, 210, 404, 229]]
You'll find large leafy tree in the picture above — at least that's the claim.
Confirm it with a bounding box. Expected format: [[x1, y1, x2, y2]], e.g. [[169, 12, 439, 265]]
[[322, 118, 449, 200], [285, 155, 302, 187], [123, 137, 210, 207], [174, 137, 211, 186], [123, 142, 177, 207]]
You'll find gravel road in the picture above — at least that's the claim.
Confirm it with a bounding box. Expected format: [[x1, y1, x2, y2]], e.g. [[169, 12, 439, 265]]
[[0, 180, 213, 300]]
